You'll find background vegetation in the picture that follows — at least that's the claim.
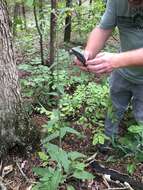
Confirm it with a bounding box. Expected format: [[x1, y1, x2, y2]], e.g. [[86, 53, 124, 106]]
[[3, 0, 143, 189]]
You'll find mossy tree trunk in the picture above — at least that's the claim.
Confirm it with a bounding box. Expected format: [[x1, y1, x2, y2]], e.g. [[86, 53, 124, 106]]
[[0, 0, 38, 156]]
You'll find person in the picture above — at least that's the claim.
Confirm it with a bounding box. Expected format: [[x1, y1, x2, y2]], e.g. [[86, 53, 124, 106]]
[[75, 0, 143, 152]]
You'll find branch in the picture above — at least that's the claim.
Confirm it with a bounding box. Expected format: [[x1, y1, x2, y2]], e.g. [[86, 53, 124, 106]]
[[16, 162, 29, 182]]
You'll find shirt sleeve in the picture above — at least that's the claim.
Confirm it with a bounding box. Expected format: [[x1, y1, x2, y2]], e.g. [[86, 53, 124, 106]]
[[99, 0, 117, 29]]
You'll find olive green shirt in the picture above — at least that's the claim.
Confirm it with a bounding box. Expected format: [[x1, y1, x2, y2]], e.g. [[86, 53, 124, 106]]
[[99, 0, 143, 83]]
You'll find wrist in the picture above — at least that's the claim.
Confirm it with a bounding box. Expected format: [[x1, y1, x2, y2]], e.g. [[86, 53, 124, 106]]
[[112, 53, 122, 69]]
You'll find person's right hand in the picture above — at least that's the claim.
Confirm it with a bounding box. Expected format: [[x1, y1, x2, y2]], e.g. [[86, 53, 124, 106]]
[[86, 52, 118, 74]]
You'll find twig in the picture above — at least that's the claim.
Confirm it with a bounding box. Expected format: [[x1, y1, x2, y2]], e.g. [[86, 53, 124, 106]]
[[16, 162, 29, 182], [86, 152, 98, 163], [102, 174, 110, 189], [124, 182, 134, 190]]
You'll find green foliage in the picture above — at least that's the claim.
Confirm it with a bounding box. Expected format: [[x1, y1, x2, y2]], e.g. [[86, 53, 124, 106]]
[[32, 143, 94, 190], [67, 185, 75, 190], [59, 82, 109, 126], [117, 124, 143, 165], [32, 167, 63, 190], [127, 163, 136, 175], [11, 0, 141, 186], [25, 0, 34, 7], [19, 62, 51, 104], [32, 106, 94, 189], [92, 129, 109, 145], [72, 0, 105, 39]]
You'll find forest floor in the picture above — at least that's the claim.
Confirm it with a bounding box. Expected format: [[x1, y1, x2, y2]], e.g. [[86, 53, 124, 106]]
[[2, 37, 143, 190], [2, 114, 143, 190]]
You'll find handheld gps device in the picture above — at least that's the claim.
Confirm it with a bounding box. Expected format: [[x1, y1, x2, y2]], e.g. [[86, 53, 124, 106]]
[[71, 47, 86, 66]]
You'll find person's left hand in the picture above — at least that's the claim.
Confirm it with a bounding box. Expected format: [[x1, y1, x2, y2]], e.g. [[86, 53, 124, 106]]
[[86, 52, 119, 74]]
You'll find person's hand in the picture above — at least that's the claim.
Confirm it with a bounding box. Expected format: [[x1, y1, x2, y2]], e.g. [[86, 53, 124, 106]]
[[86, 52, 119, 74]]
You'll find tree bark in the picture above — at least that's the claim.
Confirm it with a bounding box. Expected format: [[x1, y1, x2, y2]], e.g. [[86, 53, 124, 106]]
[[33, 0, 44, 65], [49, 0, 57, 66], [0, 0, 38, 156], [22, 0, 27, 31], [13, 2, 20, 36], [64, 0, 72, 42], [39, 0, 44, 31]]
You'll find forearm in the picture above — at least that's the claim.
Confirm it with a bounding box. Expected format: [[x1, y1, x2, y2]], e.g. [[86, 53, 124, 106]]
[[114, 48, 143, 68], [85, 27, 112, 59]]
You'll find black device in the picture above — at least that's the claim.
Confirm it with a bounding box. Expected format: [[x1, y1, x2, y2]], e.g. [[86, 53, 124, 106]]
[[71, 47, 86, 66]]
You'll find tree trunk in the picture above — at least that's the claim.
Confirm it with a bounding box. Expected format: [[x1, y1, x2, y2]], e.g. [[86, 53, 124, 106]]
[[78, 0, 82, 6], [13, 2, 20, 36], [39, 0, 44, 31], [0, 0, 38, 156], [49, 0, 57, 66], [33, 0, 44, 65], [64, 0, 72, 42], [22, 0, 27, 31]]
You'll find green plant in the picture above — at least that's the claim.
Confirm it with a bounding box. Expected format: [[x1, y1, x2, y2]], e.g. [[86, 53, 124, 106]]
[[118, 125, 143, 160], [92, 128, 109, 145], [114, 124, 143, 174], [32, 143, 94, 190], [32, 109, 94, 190], [59, 81, 109, 127], [127, 162, 136, 175]]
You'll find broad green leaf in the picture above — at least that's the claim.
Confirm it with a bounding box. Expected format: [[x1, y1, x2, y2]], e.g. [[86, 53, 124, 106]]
[[50, 170, 62, 190], [46, 143, 59, 161], [60, 127, 81, 139], [67, 185, 75, 190], [47, 119, 58, 130], [128, 125, 143, 134], [92, 134, 99, 145], [98, 135, 105, 144], [32, 167, 52, 177], [127, 163, 136, 175], [68, 151, 86, 161], [59, 127, 67, 139], [73, 170, 94, 180], [58, 148, 70, 172], [43, 132, 59, 143], [38, 152, 49, 161], [46, 144, 70, 172], [74, 162, 85, 171]]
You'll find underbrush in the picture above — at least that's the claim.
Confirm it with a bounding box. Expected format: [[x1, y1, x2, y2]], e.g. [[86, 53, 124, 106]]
[[18, 47, 143, 189]]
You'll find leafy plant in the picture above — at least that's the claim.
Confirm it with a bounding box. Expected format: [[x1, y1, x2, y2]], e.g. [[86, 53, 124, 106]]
[[32, 143, 94, 190], [72, 0, 105, 39], [115, 124, 143, 172], [92, 128, 109, 145], [32, 106, 94, 190], [127, 163, 136, 175], [59, 81, 109, 127]]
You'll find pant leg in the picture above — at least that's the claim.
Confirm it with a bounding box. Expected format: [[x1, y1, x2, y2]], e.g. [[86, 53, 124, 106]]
[[132, 83, 143, 124], [105, 71, 132, 137]]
